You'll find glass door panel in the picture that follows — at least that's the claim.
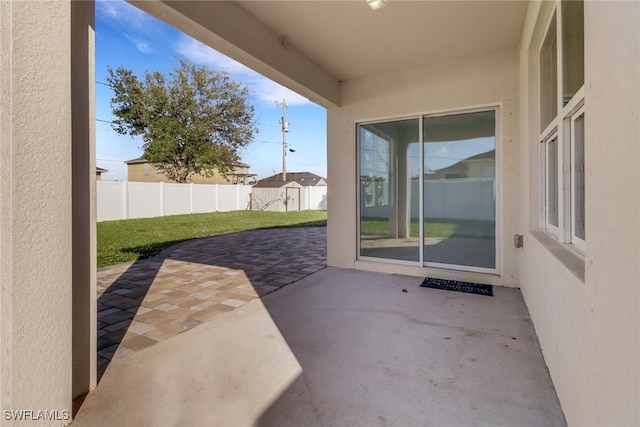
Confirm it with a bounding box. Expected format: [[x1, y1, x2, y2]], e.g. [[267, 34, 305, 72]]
[[422, 111, 496, 269], [359, 119, 420, 262]]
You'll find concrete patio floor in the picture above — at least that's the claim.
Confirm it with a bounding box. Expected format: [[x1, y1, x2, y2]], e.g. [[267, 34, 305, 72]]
[[74, 267, 566, 426]]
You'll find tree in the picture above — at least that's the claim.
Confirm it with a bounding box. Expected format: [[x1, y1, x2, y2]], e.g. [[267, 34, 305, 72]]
[[106, 59, 257, 183]]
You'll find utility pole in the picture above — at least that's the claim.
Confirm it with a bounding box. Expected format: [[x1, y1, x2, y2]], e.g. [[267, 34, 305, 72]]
[[276, 99, 289, 181]]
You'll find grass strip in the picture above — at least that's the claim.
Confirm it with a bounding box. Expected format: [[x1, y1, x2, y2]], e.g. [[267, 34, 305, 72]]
[[98, 210, 326, 267]]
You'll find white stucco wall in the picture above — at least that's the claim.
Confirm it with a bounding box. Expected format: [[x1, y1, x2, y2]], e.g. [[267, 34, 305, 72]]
[[518, 1, 640, 425], [0, 1, 76, 424], [327, 48, 521, 287]]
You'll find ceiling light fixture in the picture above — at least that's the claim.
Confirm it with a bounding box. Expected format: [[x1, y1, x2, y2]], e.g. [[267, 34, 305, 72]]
[[367, 0, 387, 10]]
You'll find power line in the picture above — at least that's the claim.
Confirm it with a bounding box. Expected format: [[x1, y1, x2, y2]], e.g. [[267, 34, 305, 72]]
[[96, 158, 127, 163], [242, 132, 280, 156], [96, 118, 116, 124], [256, 121, 276, 128]]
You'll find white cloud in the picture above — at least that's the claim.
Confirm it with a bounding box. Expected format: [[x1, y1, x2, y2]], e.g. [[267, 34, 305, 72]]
[[96, 0, 119, 18], [248, 78, 310, 107], [96, 0, 153, 28], [175, 37, 250, 74], [123, 33, 154, 55], [434, 145, 450, 156], [175, 35, 311, 107]]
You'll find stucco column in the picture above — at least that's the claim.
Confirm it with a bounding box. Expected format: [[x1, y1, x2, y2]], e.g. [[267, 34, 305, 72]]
[[71, 0, 97, 399], [0, 1, 93, 423], [326, 110, 357, 269]]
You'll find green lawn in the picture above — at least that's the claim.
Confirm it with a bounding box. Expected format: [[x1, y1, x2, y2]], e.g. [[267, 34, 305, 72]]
[[360, 217, 494, 240], [98, 210, 327, 268]]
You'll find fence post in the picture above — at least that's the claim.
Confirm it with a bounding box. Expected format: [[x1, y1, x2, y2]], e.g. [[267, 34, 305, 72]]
[[236, 184, 240, 210], [123, 180, 129, 220], [160, 182, 165, 217], [190, 182, 194, 213], [214, 184, 219, 212]]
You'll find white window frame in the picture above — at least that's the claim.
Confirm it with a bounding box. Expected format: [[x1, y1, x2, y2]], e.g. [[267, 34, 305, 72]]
[[542, 131, 560, 236], [539, 0, 585, 252], [569, 104, 585, 251]]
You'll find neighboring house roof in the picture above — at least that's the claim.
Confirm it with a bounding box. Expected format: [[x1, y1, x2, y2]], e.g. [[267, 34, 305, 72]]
[[124, 157, 146, 165], [124, 157, 250, 168], [254, 172, 326, 188], [253, 180, 303, 188], [230, 172, 258, 178], [96, 167, 109, 174], [407, 149, 495, 181]]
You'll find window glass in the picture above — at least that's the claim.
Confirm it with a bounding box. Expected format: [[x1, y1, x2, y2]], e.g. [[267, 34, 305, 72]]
[[360, 128, 390, 208], [573, 113, 585, 240], [540, 13, 558, 131], [562, 0, 584, 106], [423, 111, 496, 269], [359, 119, 420, 262], [547, 136, 559, 227]]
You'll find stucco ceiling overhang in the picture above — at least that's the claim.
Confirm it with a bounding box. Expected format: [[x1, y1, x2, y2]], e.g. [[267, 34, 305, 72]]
[[130, 1, 529, 108], [236, 1, 528, 81]]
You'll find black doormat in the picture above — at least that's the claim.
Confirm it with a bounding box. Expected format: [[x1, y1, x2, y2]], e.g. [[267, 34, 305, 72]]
[[420, 277, 493, 297]]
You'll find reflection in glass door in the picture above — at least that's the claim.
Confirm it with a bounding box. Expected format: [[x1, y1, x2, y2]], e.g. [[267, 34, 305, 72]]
[[358, 109, 496, 272], [423, 111, 496, 269], [359, 119, 419, 262]]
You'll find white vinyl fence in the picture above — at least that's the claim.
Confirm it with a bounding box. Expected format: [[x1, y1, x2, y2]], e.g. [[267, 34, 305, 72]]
[[97, 181, 252, 222], [416, 179, 495, 221], [360, 178, 495, 221], [97, 181, 328, 222]]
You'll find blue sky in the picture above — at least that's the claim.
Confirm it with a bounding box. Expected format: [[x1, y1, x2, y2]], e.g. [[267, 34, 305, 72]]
[[95, 0, 327, 181]]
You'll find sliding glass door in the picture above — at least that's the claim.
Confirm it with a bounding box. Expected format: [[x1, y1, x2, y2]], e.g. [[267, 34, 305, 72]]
[[423, 111, 496, 269], [359, 119, 420, 262], [358, 109, 497, 272]]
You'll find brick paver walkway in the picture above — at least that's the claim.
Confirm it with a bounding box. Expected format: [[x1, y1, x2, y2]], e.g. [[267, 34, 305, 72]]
[[96, 226, 327, 377]]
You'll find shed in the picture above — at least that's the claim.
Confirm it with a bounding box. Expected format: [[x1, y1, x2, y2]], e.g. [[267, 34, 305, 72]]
[[250, 180, 303, 212]]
